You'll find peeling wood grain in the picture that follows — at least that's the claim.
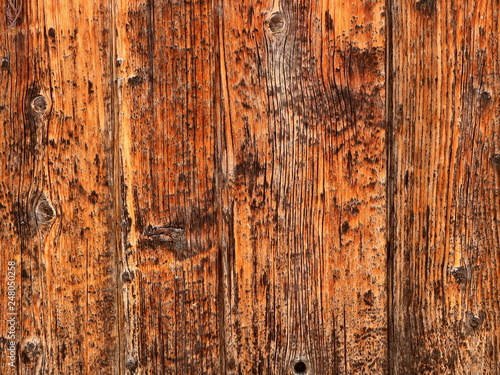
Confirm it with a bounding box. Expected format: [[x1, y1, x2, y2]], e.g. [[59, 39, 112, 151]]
[[391, 0, 500, 373]]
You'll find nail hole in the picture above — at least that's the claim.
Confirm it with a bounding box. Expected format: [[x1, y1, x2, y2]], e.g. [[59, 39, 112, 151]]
[[268, 12, 285, 33], [293, 360, 307, 374], [48, 27, 56, 39]]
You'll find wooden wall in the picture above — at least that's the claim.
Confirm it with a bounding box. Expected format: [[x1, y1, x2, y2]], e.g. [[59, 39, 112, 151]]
[[0, 0, 498, 374]]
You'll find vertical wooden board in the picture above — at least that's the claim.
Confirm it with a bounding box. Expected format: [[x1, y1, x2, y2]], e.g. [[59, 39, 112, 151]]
[[116, 0, 220, 373], [0, 0, 119, 373], [0, 3, 24, 373], [391, 0, 500, 373], [218, 0, 386, 373]]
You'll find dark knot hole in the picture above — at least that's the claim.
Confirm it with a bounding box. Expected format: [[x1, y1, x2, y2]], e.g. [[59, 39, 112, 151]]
[[293, 360, 307, 374], [268, 12, 285, 33], [31, 95, 48, 115]]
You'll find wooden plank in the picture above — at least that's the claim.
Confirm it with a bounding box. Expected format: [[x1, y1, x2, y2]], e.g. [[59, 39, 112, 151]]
[[0, 0, 119, 373], [116, 0, 221, 373], [218, 0, 387, 373], [390, 0, 500, 373]]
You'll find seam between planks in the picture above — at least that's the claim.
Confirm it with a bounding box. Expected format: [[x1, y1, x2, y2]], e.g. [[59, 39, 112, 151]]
[[109, 0, 125, 373], [214, 0, 228, 373], [385, 0, 396, 372]]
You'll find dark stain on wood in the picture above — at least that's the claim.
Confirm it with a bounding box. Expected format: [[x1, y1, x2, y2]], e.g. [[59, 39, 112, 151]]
[[21, 340, 43, 364], [125, 357, 138, 372], [325, 11, 334, 31], [416, 0, 437, 16], [128, 75, 144, 86]]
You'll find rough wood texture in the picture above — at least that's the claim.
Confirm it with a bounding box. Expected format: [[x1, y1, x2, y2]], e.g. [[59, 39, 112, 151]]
[[218, 0, 387, 374], [390, 0, 500, 373], [0, 0, 119, 373], [1, 0, 500, 373], [116, 0, 221, 373]]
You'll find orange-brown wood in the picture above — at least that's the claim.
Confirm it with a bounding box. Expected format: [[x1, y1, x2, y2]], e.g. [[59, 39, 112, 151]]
[[218, 0, 387, 374], [116, 0, 221, 373], [0, 0, 119, 373], [1, 0, 500, 374], [390, 0, 500, 373]]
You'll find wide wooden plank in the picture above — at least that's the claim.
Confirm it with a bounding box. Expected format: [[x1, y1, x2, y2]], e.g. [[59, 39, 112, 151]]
[[0, 0, 119, 373], [218, 0, 387, 373], [116, 0, 220, 373], [390, 0, 500, 373]]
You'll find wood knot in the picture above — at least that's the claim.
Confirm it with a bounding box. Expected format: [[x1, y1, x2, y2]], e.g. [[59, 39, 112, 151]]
[[480, 90, 492, 103], [15, 192, 56, 237], [466, 311, 485, 329], [268, 12, 286, 33], [145, 225, 185, 244], [122, 270, 134, 283], [21, 340, 43, 364], [31, 95, 48, 114], [450, 266, 467, 284], [142, 225, 192, 260], [34, 193, 56, 228], [125, 357, 138, 372], [1, 56, 9, 70], [490, 154, 500, 168]]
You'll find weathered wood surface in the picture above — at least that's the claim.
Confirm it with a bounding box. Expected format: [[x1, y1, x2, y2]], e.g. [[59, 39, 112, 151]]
[[390, 0, 500, 373], [0, 0, 119, 374], [219, 0, 386, 374], [0, 0, 499, 374], [116, 0, 221, 373]]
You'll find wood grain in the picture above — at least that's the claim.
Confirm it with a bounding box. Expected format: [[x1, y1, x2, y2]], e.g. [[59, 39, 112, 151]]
[[390, 0, 500, 373], [2, 0, 499, 373], [116, 0, 221, 373], [0, 0, 119, 373], [218, 0, 387, 373]]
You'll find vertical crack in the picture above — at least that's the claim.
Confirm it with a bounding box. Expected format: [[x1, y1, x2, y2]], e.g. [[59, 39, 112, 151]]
[[213, 0, 228, 373], [385, 0, 395, 372], [109, 0, 125, 373]]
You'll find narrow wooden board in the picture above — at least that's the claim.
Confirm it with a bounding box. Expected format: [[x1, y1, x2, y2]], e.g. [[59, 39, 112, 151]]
[[116, 0, 221, 373], [0, 0, 119, 373], [218, 0, 387, 373], [390, 0, 500, 373]]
